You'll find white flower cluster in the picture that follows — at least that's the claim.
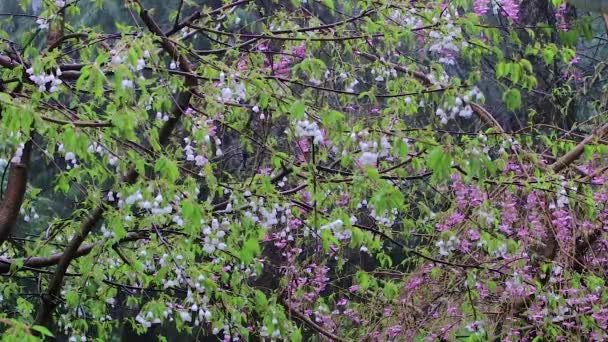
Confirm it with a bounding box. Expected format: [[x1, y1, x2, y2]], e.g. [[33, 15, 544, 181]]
[[294, 120, 324, 144], [125, 190, 144, 206], [120, 79, 134, 89], [135, 58, 146, 71], [213, 322, 243, 341], [191, 274, 208, 293], [370, 205, 398, 227], [222, 262, 257, 279], [100, 224, 114, 238], [357, 137, 391, 167], [11, 143, 25, 164], [155, 111, 170, 122], [245, 203, 295, 248], [218, 73, 247, 103], [222, 82, 247, 102], [202, 218, 229, 253], [492, 243, 508, 258], [259, 202, 282, 229], [241, 199, 289, 233], [345, 79, 359, 92], [64, 151, 77, 168], [27, 67, 62, 92], [57, 144, 78, 169], [428, 15, 468, 65], [427, 72, 450, 87], [183, 300, 213, 326], [260, 325, 282, 339], [86, 142, 104, 155], [136, 310, 167, 329], [183, 137, 208, 167], [467, 145, 490, 158], [171, 212, 184, 226], [371, 67, 397, 82], [36, 17, 49, 30], [276, 216, 297, 243], [477, 209, 494, 226], [551, 178, 570, 209], [87, 142, 120, 167], [388, 8, 423, 27], [314, 216, 357, 241], [110, 49, 148, 90], [20, 206, 39, 222], [110, 49, 149, 72], [463, 87, 485, 103], [135, 275, 213, 328], [112, 190, 173, 216], [435, 87, 484, 124], [465, 321, 485, 335], [436, 235, 460, 256], [358, 151, 377, 167], [320, 219, 351, 241]]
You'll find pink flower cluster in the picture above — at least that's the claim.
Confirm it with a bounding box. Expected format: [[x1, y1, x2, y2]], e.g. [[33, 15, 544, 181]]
[[474, 0, 520, 21]]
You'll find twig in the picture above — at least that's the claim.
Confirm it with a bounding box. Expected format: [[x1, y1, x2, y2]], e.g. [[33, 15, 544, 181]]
[[550, 123, 608, 172], [282, 300, 351, 342]]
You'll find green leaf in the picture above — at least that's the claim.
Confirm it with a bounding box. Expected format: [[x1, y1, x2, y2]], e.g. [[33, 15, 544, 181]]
[[323, 0, 335, 13], [289, 101, 306, 120], [427, 147, 452, 182], [321, 109, 344, 129], [154, 156, 179, 182], [394, 138, 409, 157], [240, 238, 260, 263], [509, 63, 521, 84], [355, 271, 370, 290], [542, 45, 557, 65], [377, 252, 393, 268], [370, 183, 404, 214], [65, 290, 79, 308], [31, 325, 54, 338], [503, 88, 521, 111], [519, 59, 533, 73], [383, 281, 398, 300], [292, 328, 303, 342], [495, 62, 508, 78], [0, 92, 12, 104], [181, 199, 202, 235], [320, 229, 339, 252], [254, 290, 268, 311]]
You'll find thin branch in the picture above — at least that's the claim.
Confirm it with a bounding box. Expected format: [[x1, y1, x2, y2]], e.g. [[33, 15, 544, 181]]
[[282, 300, 351, 342], [0, 231, 147, 273], [174, 0, 184, 29], [550, 123, 608, 172], [165, 0, 251, 37], [40, 115, 112, 127]]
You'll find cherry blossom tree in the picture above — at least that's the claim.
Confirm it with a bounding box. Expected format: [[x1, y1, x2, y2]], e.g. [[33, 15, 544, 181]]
[[0, 0, 608, 340]]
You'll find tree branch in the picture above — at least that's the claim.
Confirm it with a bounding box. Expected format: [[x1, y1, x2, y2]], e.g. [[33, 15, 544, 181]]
[[40, 115, 112, 127], [0, 141, 33, 245], [282, 300, 350, 342], [550, 123, 608, 173], [0, 231, 147, 273], [164, 0, 251, 37]]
